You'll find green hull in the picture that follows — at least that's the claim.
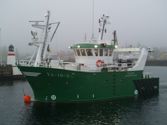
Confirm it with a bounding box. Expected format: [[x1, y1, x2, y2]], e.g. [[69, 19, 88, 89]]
[[19, 66, 143, 102]]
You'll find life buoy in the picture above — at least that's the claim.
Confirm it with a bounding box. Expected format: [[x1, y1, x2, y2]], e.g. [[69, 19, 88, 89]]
[[96, 60, 104, 67]]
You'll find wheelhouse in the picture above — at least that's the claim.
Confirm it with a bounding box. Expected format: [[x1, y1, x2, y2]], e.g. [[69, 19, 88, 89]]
[[71, 43, 115, 57], [69, 43, 116, 70]]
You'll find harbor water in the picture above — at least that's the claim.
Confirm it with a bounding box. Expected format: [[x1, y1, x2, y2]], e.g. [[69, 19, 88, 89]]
[[0, 66, 167, 125]]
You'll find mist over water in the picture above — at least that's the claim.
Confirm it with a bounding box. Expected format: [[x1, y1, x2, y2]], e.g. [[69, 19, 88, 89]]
[[0, 0, 167, 55]]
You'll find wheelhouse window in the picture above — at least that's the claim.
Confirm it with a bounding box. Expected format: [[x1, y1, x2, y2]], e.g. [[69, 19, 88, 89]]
[[86, 49, 93, 56], [81, 49, 86, 56], [104, 49, 108, 56], [76, 49, 81, 56], [109, 49, 112, 56], [100, 49, 103, 56], [94, 49, 98, 56]]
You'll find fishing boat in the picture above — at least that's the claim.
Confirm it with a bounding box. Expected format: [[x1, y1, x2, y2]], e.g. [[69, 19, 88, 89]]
[[18, 11, 159, 102]]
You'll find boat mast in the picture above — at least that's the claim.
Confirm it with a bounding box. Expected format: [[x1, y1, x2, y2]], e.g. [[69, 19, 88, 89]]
[[41, 11, 50, 61], [98, 14, 109, 41], [29, 11, 60, 67]]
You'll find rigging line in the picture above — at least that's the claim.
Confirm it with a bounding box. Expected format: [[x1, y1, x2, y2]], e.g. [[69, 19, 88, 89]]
[[50, 22, 60, 42]]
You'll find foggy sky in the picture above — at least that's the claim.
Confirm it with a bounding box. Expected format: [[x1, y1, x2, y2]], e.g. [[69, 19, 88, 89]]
[[0, 0, 167, 55]]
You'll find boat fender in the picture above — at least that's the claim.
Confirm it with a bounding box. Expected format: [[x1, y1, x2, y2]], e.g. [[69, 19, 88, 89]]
[[96, 60, 104, 67], [23, 95, 31, 104]]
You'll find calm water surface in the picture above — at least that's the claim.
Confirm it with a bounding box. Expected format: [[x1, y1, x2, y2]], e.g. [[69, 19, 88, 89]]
[[0, 66, 167, 125]]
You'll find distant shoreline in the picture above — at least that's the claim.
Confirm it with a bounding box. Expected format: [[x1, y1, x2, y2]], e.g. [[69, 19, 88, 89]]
[[146, 60, 167, 66]]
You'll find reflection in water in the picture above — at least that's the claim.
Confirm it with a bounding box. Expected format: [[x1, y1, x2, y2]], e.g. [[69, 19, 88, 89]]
[[19, 96, 163, 125], [21, 99, 139, 125], [1, 67, 167, 125], [0, 80, 14, 86]]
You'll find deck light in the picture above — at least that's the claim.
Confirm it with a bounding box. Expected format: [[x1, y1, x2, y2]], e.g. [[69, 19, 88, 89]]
[[94, 45, 98, 48], [115, 45, 118, 48]]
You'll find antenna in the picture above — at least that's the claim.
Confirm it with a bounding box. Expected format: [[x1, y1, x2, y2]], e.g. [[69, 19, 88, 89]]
[[91, 0, 95, 41], [84, 33, 87, 41], [113, 30, 118, 45]]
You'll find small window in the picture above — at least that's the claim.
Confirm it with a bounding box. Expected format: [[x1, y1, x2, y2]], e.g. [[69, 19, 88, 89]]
[[100, 49, 103, 56], [104, 49, 108, 56], [77, 49, 81, 56], [86, 49, 93, 56], [109, 49, 112, 56], [81, 49, 86, 56], [94, 49, 98, 56]]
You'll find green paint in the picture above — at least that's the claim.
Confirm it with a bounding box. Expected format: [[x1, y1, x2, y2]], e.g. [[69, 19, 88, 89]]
[[19, 66, 143, 102]]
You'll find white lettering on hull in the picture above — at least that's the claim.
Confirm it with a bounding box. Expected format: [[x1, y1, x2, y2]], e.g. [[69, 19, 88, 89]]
[[23, 72, 41, 77]]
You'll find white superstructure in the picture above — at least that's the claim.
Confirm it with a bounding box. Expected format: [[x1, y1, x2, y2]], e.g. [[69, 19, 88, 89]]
[[19, 12, 149, 73]]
